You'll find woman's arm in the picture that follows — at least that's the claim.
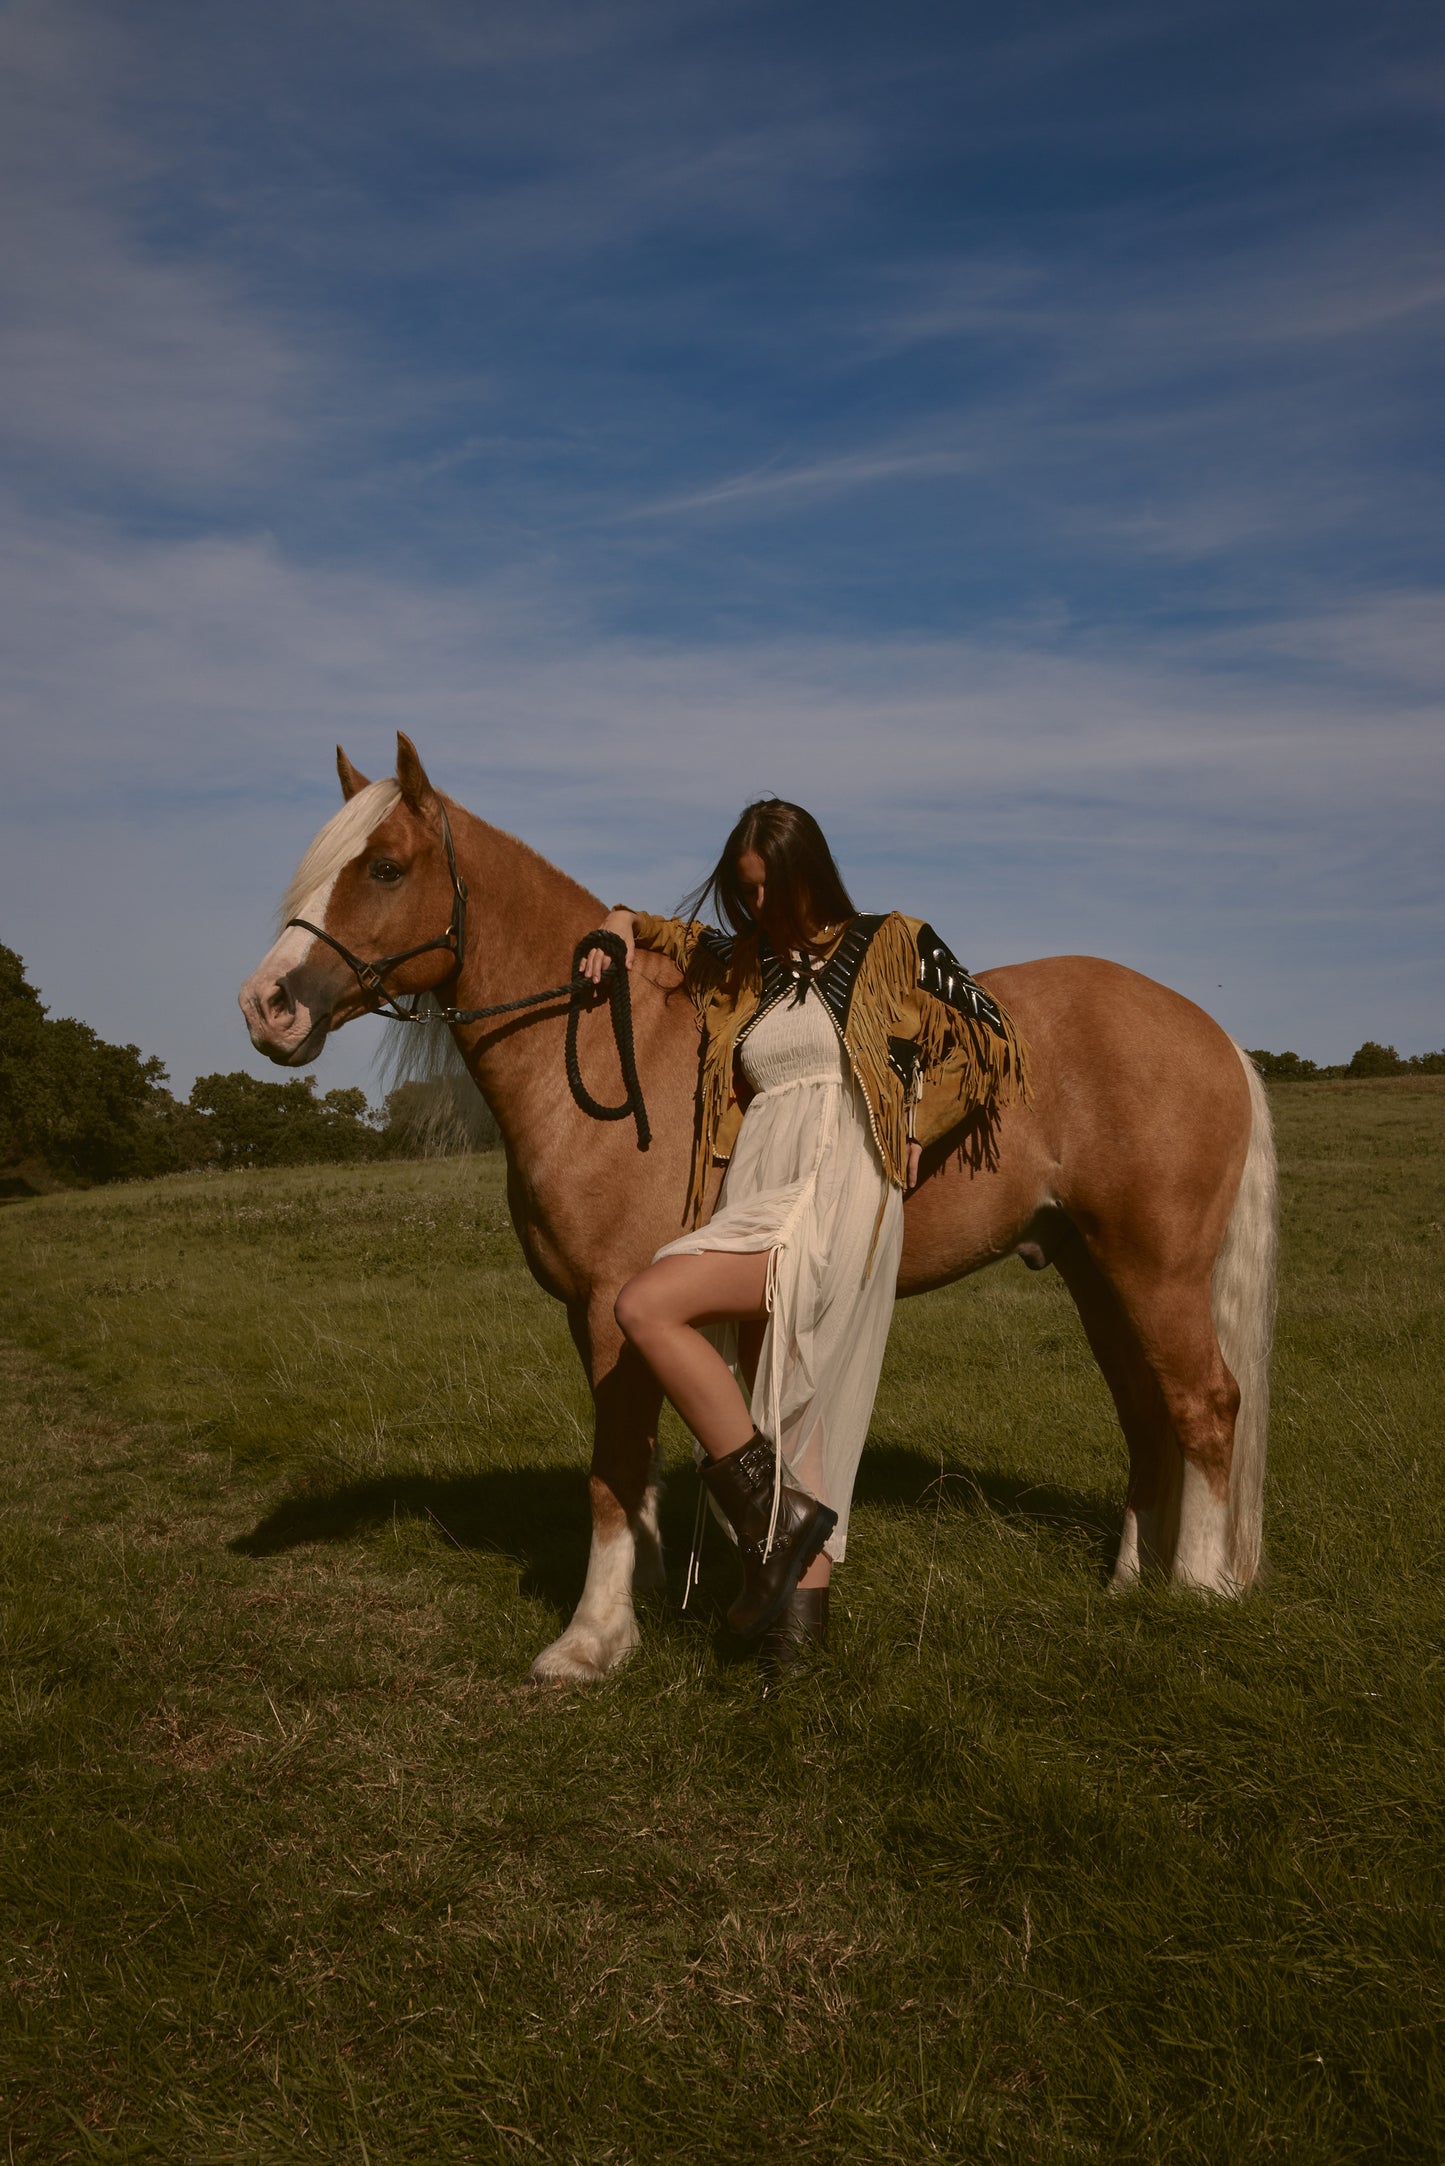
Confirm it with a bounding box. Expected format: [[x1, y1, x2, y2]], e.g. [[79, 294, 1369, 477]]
[[578, 907, 637, 987], [579, 909, 731, 992], [631, 913, 716, 975]]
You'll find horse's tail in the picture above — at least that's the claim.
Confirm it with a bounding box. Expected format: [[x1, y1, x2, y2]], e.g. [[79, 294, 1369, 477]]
[[1211, 1048, 1278, 1588]]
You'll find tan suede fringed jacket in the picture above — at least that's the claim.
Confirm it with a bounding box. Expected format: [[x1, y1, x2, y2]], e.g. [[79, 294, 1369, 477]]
[[630, 909, 1028, 1224]]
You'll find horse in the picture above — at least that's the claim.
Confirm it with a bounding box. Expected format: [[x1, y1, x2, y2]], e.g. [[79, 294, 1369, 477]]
[[239, 734, 1277, 1683]]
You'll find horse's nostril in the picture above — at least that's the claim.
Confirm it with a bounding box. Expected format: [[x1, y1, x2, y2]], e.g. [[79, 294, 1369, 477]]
[[266, 980, 295, 1023]]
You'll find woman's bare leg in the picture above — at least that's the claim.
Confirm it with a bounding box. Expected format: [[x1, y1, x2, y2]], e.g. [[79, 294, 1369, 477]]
[[736, 1318, 764, 1397], [614, 1252, 771, 1461]]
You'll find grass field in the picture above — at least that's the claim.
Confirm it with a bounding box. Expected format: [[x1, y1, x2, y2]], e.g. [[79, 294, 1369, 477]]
[[1, 1080, 1442, 2163]]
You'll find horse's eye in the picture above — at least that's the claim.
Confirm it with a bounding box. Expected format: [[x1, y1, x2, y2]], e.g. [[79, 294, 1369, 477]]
[[369, 859, 404, 884]]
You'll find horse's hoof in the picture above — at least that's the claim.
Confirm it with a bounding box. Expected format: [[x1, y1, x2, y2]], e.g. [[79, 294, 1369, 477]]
[[527, 1624, 637, 1685]]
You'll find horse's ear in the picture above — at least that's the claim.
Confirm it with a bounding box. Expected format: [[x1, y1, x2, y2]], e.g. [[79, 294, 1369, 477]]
[[336, 746, 370, 801], [395, 732, 436, 812]]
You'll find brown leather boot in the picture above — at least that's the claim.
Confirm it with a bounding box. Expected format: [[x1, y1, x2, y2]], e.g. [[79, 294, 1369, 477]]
[[700, 1431, 837, 1639], [761, 1585, 830, 1679]]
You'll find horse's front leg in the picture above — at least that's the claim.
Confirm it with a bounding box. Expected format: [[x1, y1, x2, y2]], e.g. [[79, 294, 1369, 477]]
[[528, 1290, 665, 1685]]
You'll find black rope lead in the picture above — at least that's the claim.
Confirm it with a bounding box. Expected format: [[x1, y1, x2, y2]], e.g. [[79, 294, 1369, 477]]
[[562, 931, 651, 1152], [437, 929, 649, 1153]]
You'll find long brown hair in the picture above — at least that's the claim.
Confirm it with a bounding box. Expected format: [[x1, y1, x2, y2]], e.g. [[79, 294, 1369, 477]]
[[683, 798, 856, 952]]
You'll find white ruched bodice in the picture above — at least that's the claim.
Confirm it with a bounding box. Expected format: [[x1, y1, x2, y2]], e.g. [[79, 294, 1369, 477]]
[[737, 984, 848, 1094]]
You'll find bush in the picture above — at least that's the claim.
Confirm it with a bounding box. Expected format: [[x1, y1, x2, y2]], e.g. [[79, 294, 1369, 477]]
[[1346, 1041, 1405, 1077], [1247, 1048, 1319, 1079], [1250, 1042, 1445, 1082], [0, 945, 177, 1183], [187, 1072, 386, 1170], [0, 945, 398, 1183]]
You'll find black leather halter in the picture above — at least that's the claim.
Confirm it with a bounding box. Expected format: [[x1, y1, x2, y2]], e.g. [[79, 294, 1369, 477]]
[[284, 801, 650, 1149], [285, 801, 472, 1025]]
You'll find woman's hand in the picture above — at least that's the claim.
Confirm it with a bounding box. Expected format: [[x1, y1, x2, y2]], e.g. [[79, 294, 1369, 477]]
[[906, 1140, 923, 1191], [579, 908, 637, 987]]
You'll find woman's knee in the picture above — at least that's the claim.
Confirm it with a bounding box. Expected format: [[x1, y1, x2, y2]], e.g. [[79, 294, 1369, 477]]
[[614, 1274, 656, 1345]]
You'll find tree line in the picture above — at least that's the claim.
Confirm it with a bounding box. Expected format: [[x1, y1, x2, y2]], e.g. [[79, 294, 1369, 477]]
[[0, 944, 497, 1188], [1247, 1042, 1445, 1080]]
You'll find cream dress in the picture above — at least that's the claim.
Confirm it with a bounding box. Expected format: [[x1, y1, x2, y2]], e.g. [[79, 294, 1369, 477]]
[[653, 977, 905, 1561]]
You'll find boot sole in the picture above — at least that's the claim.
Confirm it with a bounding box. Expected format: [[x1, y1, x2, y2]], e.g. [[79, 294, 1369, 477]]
[[729, 1505, 838, 1641]]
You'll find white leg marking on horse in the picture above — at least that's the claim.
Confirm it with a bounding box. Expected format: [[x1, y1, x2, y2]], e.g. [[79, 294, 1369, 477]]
[[1173, 1459, 1233, 1592], [632, 1480, 666, 1594], [529, 1523, 640, 1683], [1111, 1507, 1141, 1587]]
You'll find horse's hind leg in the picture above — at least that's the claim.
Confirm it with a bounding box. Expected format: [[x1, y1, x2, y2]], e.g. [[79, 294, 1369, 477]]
[[1089, 1254, 1241, 1593], [1053, 1235, 1181, 1584], [529, 1292, 665, 1685]]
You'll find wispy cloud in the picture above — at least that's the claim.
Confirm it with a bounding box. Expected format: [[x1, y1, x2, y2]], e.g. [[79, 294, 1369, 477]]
[[0, 0, 1440, 1094], [0, 8, 311, 498]]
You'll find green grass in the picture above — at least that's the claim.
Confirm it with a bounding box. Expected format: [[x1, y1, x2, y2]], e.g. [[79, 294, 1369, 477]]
[[1, 1082, 1442, 2162]]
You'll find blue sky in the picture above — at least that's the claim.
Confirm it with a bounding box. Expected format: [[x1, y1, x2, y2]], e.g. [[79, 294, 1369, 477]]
[[2, 0, 1441, 1099]]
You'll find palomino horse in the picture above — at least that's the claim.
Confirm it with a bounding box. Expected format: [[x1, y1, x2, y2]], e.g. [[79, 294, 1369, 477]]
[[240, 736, 1277, 1683]]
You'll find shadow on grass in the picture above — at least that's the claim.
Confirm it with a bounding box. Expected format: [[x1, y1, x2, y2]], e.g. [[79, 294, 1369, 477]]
[[230, 1443, 1120, 1615], [231, 1467, 594, 1617], [854, 1443, 1121, 1575], [230, 1468, 761, 1653]]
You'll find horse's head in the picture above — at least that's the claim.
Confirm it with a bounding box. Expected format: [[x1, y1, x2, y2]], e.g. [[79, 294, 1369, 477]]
[[239, 733, 461, 1065]]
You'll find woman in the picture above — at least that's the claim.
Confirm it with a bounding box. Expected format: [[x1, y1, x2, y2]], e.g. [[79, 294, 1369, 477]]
[[580, 800, 1025, 1666]]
